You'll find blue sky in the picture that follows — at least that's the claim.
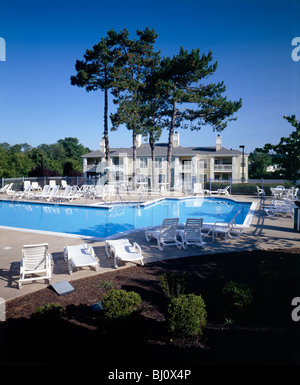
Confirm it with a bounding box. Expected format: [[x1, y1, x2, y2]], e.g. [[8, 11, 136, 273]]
[[0, 0, 299, 154]]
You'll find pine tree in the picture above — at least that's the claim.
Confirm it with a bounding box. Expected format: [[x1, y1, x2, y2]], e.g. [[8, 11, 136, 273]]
[[152, 47, 242, 186], [71, 32, 119, 164], [109, 27, 160, 188]]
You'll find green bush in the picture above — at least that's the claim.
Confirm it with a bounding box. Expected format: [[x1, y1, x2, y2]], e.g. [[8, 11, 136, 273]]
[[102, 289, 141, 320], [167, 294, 207, 337], [222, 281, 254, 311], [30, 303, 65, 322], [159, 272, 189, 298]]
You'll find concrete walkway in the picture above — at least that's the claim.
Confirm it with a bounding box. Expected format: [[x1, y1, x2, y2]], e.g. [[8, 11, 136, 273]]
[[0, 195, 299, 302]]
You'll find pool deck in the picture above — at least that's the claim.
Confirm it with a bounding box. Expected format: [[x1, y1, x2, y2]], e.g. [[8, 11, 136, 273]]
[[0, 194, 299, 304]]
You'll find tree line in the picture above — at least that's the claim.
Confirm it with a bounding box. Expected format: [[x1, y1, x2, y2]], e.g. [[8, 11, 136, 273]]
[[71, 27, 242, 188], [249, 115, 300, 181], [0, 137, 90, 178]]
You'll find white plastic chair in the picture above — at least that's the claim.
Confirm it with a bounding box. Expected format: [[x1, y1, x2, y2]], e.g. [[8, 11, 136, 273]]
[[210, 185, 231, 195], [64, 244, 99, 274], [33, 184, 51, 199], [46, 185, 60, 201], [105, 239, 144, 268], [31, 182, 41, 190], [0, 183, 10, 193], [177, 218, 206, 249], [12, 184, 33, 199], [193, 183, 204, 195], [145, 218, 182, 251], [18, 243, 52, 289], [93, 185, 109, 199], [207, 210, 243, 242], [256, 186, 265, 197], [265, 201, 296, 217]]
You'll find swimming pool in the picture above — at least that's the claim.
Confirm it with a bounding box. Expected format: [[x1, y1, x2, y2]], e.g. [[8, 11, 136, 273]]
[[0, 197, 256, 239]]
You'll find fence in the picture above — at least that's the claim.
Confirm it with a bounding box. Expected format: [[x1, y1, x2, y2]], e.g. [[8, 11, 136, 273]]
[[1, 176, 296, 196]]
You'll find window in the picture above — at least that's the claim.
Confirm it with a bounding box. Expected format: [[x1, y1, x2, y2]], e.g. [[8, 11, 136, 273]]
[[158, 174, 166, 183], [155, 157, 162, 168], [139, 158, 148, 168], [112, 157, 119, 166], [198, 159, 207, 169]]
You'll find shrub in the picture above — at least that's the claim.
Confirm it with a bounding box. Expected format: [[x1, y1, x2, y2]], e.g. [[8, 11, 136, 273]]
[[102, 289, 141, 320], [222, 281, 254, 311], [159, 272, 189, 298], [167, 294, 207, 337], [30, 303, 65, 322], [100, 280, 114, 290]]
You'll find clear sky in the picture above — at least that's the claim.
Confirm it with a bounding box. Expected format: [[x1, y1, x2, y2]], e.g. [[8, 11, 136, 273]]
[[0, 0, 299, 155]]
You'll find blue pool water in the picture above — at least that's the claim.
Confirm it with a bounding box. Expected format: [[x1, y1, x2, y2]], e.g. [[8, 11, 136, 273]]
[[0, 198, 252, 239]]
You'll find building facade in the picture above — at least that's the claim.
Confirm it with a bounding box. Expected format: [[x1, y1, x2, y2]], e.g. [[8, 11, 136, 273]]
[[82, 133, 248, 188]]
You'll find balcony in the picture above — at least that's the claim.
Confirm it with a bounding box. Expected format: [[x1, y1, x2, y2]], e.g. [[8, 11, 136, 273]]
[[178, 165, 192, 173], [214, 164, 232, 171]]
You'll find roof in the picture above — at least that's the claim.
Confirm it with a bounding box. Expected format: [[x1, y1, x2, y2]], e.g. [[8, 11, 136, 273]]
[[82, 144, 245, 158]]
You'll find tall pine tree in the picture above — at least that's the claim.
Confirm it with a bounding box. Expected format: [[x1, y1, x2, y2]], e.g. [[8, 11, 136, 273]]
[[151, 47, 242, 186], [109, 27, 160, 188]]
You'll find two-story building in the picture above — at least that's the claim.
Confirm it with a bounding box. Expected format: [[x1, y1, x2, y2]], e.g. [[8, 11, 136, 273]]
[[82, 133, 248, 188]]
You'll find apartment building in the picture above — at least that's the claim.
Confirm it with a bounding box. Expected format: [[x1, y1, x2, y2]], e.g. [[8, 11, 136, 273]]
[[82, 133, 248, 187]]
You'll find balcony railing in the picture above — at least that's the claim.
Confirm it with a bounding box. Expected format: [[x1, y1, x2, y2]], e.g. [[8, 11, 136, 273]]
[[178, 164, 192, 173], [214, 164, 232, 171]]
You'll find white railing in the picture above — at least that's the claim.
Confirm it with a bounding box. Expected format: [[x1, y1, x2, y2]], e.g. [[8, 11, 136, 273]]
[[214, 164, 232, 171]]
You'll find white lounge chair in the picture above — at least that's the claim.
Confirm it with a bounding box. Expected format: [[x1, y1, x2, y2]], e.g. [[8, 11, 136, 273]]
[[0, 183, 13, 194], [6, 183, 15, 195], [31, 182, 42, 190], [145, 218, 182, 251], [18, 243, 52, 289], [205, 210, 242, 242], [93, 185, 109, 199], [12, 184, 33, 199], [177, 218, 206, 249], [63, 244, 99, 274], [105, 239, 144, 268], [210, 185, 231, 195], [265, 201, 296, 217], [193, 183, 204, 195], [33, 184, 51, 199], [46, 185, 60, 201], [54, 185, 80, 202], [61, 180, 68, 189]]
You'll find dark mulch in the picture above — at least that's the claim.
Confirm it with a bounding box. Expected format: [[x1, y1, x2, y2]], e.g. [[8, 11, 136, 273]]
[[1, 248, 300, 367]]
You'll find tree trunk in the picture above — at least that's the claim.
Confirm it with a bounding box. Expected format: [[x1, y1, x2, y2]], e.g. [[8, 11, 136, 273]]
[[149, 132, 156, 189], [103, 68, 113, 183], [132, 128, 137, 190], [167, 100, 177, 187]]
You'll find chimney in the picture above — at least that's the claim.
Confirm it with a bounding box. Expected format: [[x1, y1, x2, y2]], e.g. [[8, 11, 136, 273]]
[[216, 135, 222, 151], [100, 138, 106, 153], [173, 132, 180, 148], [136, 134, 142, 148]]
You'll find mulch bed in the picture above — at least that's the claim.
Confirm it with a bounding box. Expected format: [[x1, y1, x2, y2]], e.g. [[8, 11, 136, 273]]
[[1, 247, 300, 367]]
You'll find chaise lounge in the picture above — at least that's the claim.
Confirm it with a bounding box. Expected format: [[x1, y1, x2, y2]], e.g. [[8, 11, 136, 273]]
[[64, 244, 99, 274], [105, 238, 144, 268], [177, 218, 207, 249], [18, 243, 52, 289], [145, 218, 182, 251]]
